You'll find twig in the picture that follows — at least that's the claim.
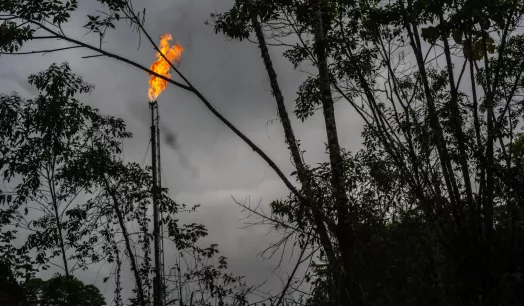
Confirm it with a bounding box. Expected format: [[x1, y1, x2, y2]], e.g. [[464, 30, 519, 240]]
[[274, 230, 312, 306], [82, 54, 106, 59], [0, 46, 82, 55]]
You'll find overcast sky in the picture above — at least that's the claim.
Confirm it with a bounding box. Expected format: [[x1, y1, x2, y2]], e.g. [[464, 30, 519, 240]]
[[0, 0, 364, 304]]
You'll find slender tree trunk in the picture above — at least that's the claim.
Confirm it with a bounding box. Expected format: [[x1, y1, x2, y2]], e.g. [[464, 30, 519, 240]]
[[467, 43, 483, 237], [49, 181, 70, 280], [103, 176, 147, 306], [48, 129, 71, 303], [50, 187, 72, 306], [481, 34, 495, 244], [401, 0, 461, 222], [480, 30, 496, 305], [439, 14, 474, 209], [479, 10, 513, 243], [245, 0, 336, 265], [114, 242, 123, 306], [309, 0, 358, 304]]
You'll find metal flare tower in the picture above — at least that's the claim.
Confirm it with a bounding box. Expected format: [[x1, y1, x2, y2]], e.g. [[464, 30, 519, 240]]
[[149, 100, 165, 306]]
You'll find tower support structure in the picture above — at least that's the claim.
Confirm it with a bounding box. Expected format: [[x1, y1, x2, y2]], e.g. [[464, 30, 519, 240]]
[[149, 101, 163, 306]]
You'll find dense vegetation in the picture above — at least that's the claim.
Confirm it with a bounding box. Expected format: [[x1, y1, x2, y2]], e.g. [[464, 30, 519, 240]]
[[2, 0, 524, 305]]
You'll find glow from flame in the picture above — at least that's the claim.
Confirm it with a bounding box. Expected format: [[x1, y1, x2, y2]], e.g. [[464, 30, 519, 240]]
[[148, 33, 183, 101]]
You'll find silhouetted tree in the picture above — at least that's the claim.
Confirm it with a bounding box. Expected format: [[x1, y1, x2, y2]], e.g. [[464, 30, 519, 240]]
[[24, 275, 106, 306], [212, 0, 524, 305], [0, 63, 253, 306]]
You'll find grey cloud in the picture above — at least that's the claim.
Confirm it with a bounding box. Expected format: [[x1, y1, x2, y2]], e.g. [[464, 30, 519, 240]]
[[0, 70, 38, 96]]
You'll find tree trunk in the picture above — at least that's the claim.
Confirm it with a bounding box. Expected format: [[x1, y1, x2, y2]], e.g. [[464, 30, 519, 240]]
[[400, 0, 462, 222], [309, 0, 358, 304], [467, 41, 483, 237], [439, 14, 474, 209], [49, 181, 70, 280], [103, 176, 147, 306], [245, 0, 336, 265]]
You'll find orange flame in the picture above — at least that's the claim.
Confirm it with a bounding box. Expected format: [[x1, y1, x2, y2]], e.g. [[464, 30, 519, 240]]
[[148, 33, 183, 101]]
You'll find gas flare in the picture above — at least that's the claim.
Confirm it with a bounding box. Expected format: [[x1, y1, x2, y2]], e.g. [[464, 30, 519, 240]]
[[148, 33, 183, 101]]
